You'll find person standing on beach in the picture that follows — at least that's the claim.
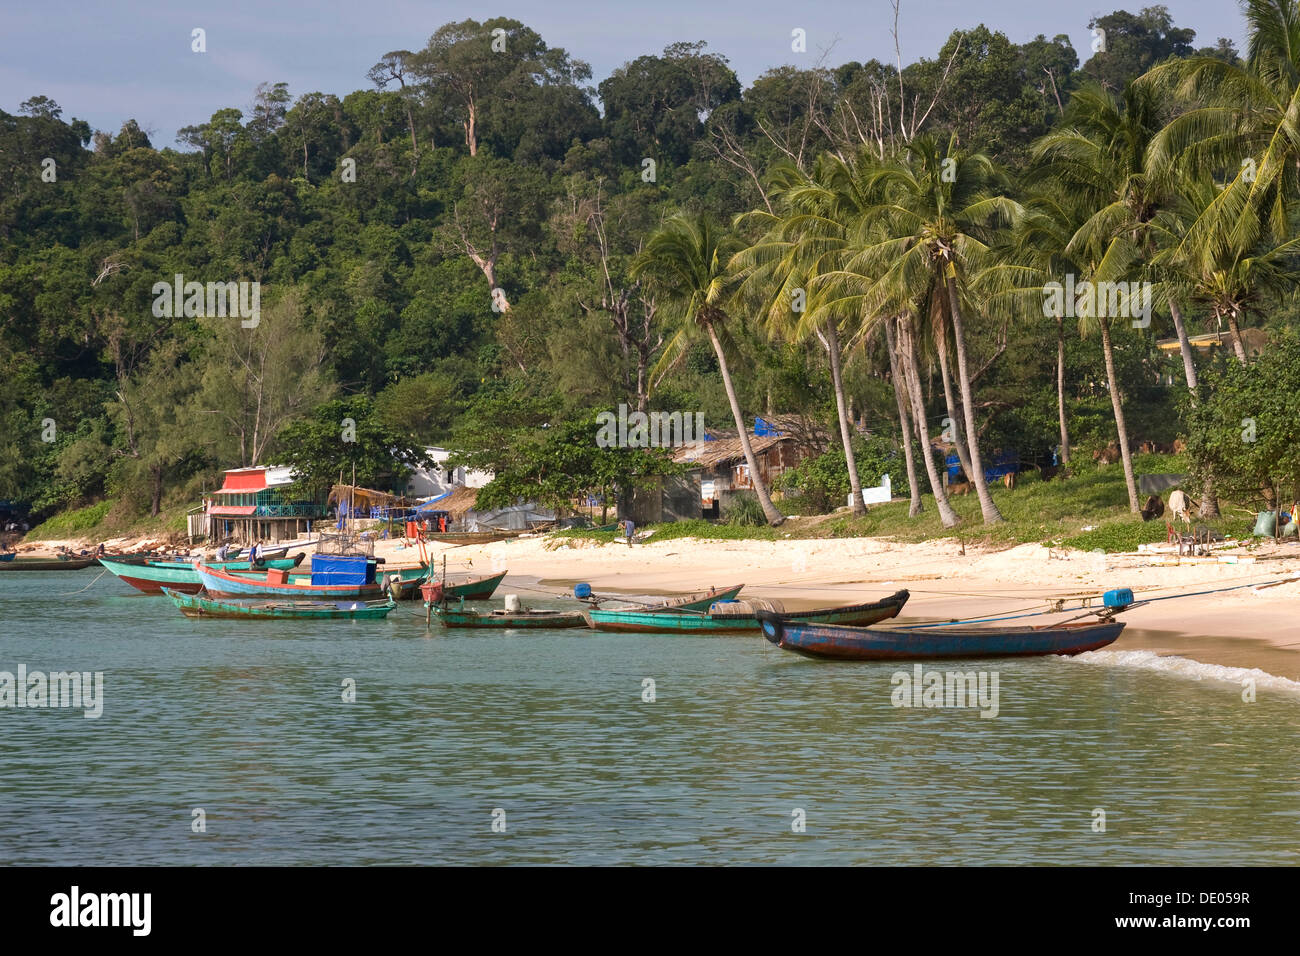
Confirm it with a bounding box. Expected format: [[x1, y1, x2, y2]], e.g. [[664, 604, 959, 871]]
[[623, 518, 635, 547]]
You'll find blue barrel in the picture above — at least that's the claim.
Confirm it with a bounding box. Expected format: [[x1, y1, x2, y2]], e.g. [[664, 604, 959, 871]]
[[573, 583, 592, 599], [1103, 588, 1134, 609]]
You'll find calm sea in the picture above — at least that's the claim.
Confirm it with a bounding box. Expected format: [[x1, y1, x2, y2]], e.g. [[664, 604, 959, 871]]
[[1, 569, 1297, 865]]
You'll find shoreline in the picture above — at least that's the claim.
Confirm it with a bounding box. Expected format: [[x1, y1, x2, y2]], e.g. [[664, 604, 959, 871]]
[[18, 530, 1300, 678]]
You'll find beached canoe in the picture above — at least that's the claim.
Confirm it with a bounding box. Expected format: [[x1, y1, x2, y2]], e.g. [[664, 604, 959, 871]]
[[757, 612, 1125, 660], [0, 556, 99, 571], [635, 584, 745, 613], [99, 555, 305, 595], [194, 562, 384, 600], [586, 590, 911, 634], [425, 530, 523, 545], [433, 604, 589, 629], [162, 587, 395, 620]]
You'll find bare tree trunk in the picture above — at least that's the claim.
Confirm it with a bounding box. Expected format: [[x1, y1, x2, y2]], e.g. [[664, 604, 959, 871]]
[[945, 277, 1004, 523], [900, 316, 960, 527], [885, 315, 923, 516], [1056, 316, 1070, 467], [706, 322, 784, 526], [1099, 317, 1140, 512], [150, 463, 163, 518], [825, 322, 865, 515]]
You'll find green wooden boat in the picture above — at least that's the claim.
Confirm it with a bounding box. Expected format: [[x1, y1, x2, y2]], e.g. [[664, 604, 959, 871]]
[[100, 555, 304, 595], [433, 602, 589, 629], [586, 590, 911, 634], [635, 583, 745, 613], [418, 569, 508, 601], [162, 587, 396, 620]]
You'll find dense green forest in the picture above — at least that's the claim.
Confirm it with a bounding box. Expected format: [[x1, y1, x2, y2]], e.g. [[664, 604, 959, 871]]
[[2, 4, 1298, 534]]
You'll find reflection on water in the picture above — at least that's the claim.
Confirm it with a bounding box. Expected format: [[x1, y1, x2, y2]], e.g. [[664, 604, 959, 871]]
[[1, 572, 1298, 864]]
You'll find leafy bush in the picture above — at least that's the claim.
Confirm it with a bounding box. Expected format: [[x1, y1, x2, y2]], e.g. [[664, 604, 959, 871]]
[[723, 492, 765, 526], [27, 501, 112, 540], [776, 434, 911, 513]]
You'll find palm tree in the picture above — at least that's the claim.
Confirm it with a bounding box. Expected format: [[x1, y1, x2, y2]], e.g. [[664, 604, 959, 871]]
[[1145, 0, 1300, 245], [730, 157, 869, 515], [1151, 174, 1300, 365], [1030, 83, 1186, 513], [631, 214, 786, 526], [797, 148, 963, 527], [978, 193, 1082, 471], [848, 135, 1018, 524]]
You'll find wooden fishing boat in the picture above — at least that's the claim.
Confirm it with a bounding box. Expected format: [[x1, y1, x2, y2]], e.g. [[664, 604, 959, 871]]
[[371, 565, 434, 601], [441, 569, 508, 600], [636, 583, 745, 613], [162, 587, 395, 621], [0, 555, 98, 571], [425, 530, 524, 545], [433, 603, 589, 629], [586, 590, 910, 634], [757, 612, 1125, 660], [194, 561, 384, 600], [99, 555, 304, 595], [93, 553, 160, 566]]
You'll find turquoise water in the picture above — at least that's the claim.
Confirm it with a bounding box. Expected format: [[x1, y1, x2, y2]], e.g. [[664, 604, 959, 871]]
[[2, 570, 1298, 864]]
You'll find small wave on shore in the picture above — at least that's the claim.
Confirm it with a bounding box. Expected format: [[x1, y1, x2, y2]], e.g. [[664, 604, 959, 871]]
[[1069, 648, 1300, 694]]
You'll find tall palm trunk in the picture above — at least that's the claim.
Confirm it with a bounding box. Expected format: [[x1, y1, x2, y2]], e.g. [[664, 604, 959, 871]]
[[825, 322, 865, 515], [1169, 297, 1219, 517], [1168, 298, 1199, 389], [1226, 309, 1249, 365], [1056, 316, 1070, 468], [945, 277, 1004, 523], [1099, 316, 1140, 512], [705, 322, 785, 526], [885, 316, 923, 516], [933, 321, 975, 482], [899, 316, 961, 527]]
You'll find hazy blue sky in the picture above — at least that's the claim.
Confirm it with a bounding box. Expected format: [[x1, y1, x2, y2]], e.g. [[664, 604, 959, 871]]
[[1, 1, 1248, 144]]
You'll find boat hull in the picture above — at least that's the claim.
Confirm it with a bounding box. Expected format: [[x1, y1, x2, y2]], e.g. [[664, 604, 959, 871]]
[[0, 557, 98, 571], [426, 531, 522, 544], [163, 587, 394, 620], [99, 556, 303, 594], [434, 607, 589, 629], [758, 613, 1125, 660], [587, 590, 910, 634], [637, 584, 745, 613]]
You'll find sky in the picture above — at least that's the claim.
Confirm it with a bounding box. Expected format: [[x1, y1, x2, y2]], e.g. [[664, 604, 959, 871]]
[[0, 0, 1250, 144]]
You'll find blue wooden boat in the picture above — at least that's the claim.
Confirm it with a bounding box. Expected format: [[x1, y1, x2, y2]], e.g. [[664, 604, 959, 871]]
[[757, 612, 1125, 660]]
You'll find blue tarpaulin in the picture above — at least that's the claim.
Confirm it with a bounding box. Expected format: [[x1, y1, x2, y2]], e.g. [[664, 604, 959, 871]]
[[310, 553, 374, 586]]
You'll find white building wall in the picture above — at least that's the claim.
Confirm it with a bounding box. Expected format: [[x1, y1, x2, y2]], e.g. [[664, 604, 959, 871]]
[[405, 447, 493, 498]]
